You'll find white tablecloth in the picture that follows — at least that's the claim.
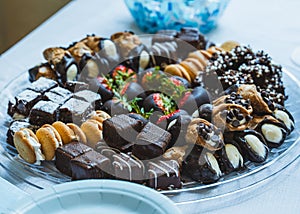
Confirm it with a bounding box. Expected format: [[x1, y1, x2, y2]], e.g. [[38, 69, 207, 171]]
[[1, 0, 300, 213]]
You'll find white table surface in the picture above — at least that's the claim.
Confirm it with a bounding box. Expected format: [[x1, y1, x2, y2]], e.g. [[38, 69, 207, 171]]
[[1, 0, 300, 213]]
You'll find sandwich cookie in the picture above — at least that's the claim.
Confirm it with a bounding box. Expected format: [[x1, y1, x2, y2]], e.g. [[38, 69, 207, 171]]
[[36, 124, 62, 161], [80, 119, 103, 148], [14, 128, 45, 164], [52, 121, 76, 145], [89, 110, 111, 124], [67, 123, 87, 144]]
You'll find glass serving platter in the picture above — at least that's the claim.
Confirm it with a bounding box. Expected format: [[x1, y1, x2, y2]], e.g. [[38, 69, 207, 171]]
[[0, 68, 299, 212]]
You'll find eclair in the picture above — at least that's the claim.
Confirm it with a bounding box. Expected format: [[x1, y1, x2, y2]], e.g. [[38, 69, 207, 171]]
[[14, 128, 45, 164], [36, 124, 62, 161]]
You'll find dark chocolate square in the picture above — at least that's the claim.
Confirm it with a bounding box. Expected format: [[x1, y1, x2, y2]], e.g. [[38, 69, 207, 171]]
[[103, 114, 142, 150], [27, 77, 58, 93], [70, 150, 111, 180], [29, 100, 60, 126], [15, 89, 42, 116], [55, 141, 92, 176], [132, 122, 171, 160], [113, 153, 145, 183], [58, 98, 92, 124], [147, 160, 181, 190], [74, 90, 102, 110]]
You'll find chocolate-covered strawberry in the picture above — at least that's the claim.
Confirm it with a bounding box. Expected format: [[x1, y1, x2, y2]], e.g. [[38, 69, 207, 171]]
[[167, 113, 192, 148], [143, 93, 176, 115], [119, 82, 146, 101], [138, 68, 166, 93], [183, 145, 222, 184], [101, 97, 129, 116], [155, 109, 188, 131], [88, 76, 114, 102], [178, 86, 211, 115]]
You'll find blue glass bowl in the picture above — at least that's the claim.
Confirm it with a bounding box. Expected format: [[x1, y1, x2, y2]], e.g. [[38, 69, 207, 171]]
[[124, 0, 230, 34]]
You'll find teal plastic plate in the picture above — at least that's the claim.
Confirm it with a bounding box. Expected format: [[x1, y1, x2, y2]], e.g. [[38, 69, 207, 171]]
[[7, 179, 181, 214]]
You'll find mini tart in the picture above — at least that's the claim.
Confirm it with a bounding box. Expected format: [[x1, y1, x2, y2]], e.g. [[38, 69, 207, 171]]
[[186, 118, 224, 151], [237, 84, 272, 115], [67, 123, 87, 144], [89, 110, 111, 124], [52, 121, 76, 145], [14, 128, 44, 164], [80, 119, 103, 148], [36, 124, 62, 161], [212, 103, 252, 132]]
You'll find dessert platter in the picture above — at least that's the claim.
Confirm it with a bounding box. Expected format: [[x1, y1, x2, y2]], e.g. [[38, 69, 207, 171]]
[[0, 27, 299, 210]]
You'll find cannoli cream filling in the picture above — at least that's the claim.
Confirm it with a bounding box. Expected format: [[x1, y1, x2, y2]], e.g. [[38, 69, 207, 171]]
[[206, 152, 222, 176], [225, 144, 243, 169], [21, 129, 45, 165], [66, 64, 78, 81], [103, 39, 119, 61], [274, 110, 294, 130], [261, 124, 282, 144], [244, 134, 266, 157]]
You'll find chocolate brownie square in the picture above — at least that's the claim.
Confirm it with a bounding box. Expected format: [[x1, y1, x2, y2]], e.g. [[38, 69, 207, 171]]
[[44, 91, 69, 105], [74, 90, 102, 110], [29, 100, 60, 126], [59, 98, 92, 124], [27, 77, 58, 93], [14, 89, 42, 116], [55, 141, 92, 176], [70, 150, 111, 180]]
